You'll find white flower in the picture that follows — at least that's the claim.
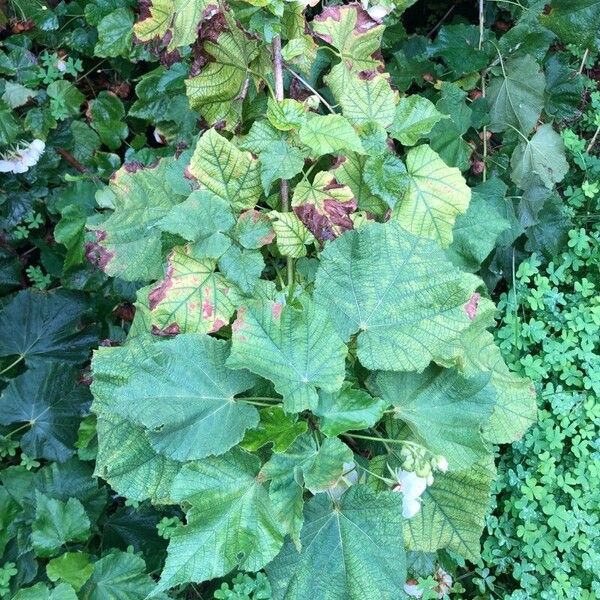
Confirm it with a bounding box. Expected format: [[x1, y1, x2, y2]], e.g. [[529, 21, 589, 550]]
[[366, 4, 391, 21], [393, 469, 430, 519], [327, 462, 359, 500], [434, 568, 452, 598], [404, 580, 423, 598], [0, 139, 45, 174], [434, 455, 449, 473]]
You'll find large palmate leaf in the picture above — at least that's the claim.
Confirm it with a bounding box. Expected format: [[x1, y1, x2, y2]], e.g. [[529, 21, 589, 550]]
[[188, 128, 262, 211], [95, 414, 180, 504], [390, 95, 446, 146], [510, 123, 569, 190], [185, 26, 259, 128], [157, 449, 284, 590], [540, 0, 600, 49], [266, 486, 406, 600], [314, 221, 479, 372], [134, 0, 218, 50], [487, 55, 545, 134], [393, 144, 471, 247], [0, 290, 97, 368], [261, 434, 353, 544], [0, 363, 91, 462], [227, 298, 347, 412], [404, 458, 495, 561], [292, 171, 356, 241], [371, 366, 495, 470], [312, 5, 384, 74], [91, 334, 258, 461], [87, 156, 191, 282], [146, 245, 237, 335], [315, 383, 388, 437]]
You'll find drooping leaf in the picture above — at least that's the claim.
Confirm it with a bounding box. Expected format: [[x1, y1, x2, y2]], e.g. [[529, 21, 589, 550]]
[[241, 406, 307, 453], [299, 114, 364, 156], [510, 123, 569, 190], [292, 171, 357, 241], [392, 144, 471, 247], [0, 364, 91, 462], [404, 458, 495, 562], [266, 98, 307, 131], [315, 382, 388, 437], [266, 486, 406, 600], [227, 298, 347, 412], [188, 128, 262, 211], [147, 245, 237, 335], [390, 95, 446, 146], [363, 151, 408, 209], [487, 55, 545, 134], [91, 334, 258, 461], [314, 221, 479, 372], [0, 289, 97, 368], [46, 552, 94, 592], [312, 5, 384, 74], [134, 0, 218, 50], [157, 449, 285, 590], [32, 492, 91, 557], [371, 366, 495, 471], [540, 0, 600, 49], [87, 156, 192, 282], [269, 211, 315, 258]]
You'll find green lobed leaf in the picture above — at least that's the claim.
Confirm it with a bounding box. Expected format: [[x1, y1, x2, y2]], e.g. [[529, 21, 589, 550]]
[[390, 95, 446, 146], [540, 0, 600, 49], [298, 113, 364, 157], [241, 406, 308, 453]]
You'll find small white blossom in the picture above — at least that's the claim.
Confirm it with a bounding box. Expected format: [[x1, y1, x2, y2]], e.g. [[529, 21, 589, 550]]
[[327, 462, 359, 500], [434, 455, 449, 473], [393, 469, 430, 519], [0, 139, 45, 174], [404, 580, 423, 598], [435, 568, 452, 598], [366, 4, 391, 21]]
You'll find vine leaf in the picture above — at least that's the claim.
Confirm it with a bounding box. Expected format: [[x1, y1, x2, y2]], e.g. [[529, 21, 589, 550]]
[[87, 156, 191, 282], [393, 144, 471, 247], [266, 486, 406, 600], [404, 458, 495, 562], [370, 366, 496, 471], [315, 382, 388, 437], [315, 221, 479, 372], [486, 55, 545, 135], [185, 26, 259, 128], [299, 114, 364, 156], [156, 449, 285, 590], [227, 298, 348, 413], [134, 0, 218, 50], [188, 128, 262, 211], [510, 123, 569, 190], [91, 334, 259, 461], [312, 5, 384, 74], [390, 95, 447, 146], [292, 171, 357, 241]]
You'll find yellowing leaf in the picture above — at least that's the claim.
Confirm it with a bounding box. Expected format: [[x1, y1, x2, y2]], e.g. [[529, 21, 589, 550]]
[[269, 211, 315, 258]]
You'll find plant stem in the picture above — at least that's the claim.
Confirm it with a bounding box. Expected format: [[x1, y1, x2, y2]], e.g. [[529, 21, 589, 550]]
[[273, 35, 295, 288], [586, 124, 600, 154], [0, 354, 24, 376], [285, 66, 336, 114], [578, 48, 589, 75], [344, 433, 421, 448], [478, 0, 485, 50], [4, 421, 32, 439], [238, 396, 282, 407]]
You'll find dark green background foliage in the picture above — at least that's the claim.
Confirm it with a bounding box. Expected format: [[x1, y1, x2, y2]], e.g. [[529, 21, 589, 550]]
[[0, 0, 598, 598]]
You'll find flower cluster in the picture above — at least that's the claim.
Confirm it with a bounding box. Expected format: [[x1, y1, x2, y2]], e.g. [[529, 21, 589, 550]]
[[0, 139, 45, 174]]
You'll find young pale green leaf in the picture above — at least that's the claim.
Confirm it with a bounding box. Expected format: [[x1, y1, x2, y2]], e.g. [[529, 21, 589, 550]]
[[13, 582, 78, 600], [269, 211, 315, 258], [0, 364, 91, 462], [158, 190, 235, 257], [241, 406, 307, 453], [404, 458, 495, 562], [393, 144, 471, 247], [266, 98, 307, 131], [227, 298, 348, 412], [134, 0, 218, 50], [185, 28, 259, 128], [32, 492, 91, 557], [46, 552, 94, 592], [266, 486, 406, 600], [510, 123, 569, 190], [147, 245, 236, 335], [371, 366, 495, 471], [363, 151, 408, 209], [312, 5, 384, 74], [314, 221, 479, 372], [487, 55, 545, 134], [87, 156, 191, 282], [157, 449, 285, 590], [188, 128, 262, 211], [390, 95, 446, 146], [315, 382, 388, 437], [299, 114, 364, 156], [95, 414, 180, 505], [91, 334, 258, 461], [540, 0, 600, 49]]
